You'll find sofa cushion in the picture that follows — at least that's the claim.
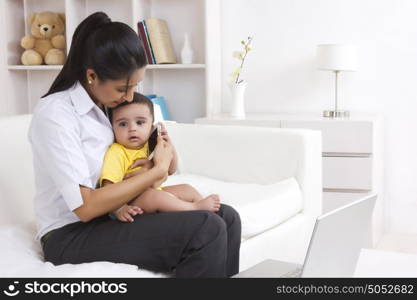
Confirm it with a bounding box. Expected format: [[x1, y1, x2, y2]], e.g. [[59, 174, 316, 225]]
[[0, 223, 168, 277], [165, 174, 304, 240]]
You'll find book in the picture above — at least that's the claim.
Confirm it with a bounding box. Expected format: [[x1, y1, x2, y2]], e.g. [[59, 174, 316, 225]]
[[142, 20, 156, 64], [137, 21, 154, 64], [145, 18, 177, 64], [151, 96, 170, 120], [146, 94, 171, 121]]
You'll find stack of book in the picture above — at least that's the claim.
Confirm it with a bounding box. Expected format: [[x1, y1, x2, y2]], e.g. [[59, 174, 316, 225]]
[[146, 94, 171, 123], [138, 18, 177, 64]]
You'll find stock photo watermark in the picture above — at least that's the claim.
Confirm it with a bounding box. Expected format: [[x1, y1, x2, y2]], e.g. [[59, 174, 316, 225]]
[[2, 280, 128, 297]]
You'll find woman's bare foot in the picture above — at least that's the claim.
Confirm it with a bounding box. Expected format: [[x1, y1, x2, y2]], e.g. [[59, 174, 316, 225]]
[[194, 194, 221, 212]]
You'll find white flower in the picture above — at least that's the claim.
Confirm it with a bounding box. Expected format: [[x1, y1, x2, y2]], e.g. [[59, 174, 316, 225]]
[[233, 51, 244, 60], [231, 67, 242, 82], [231, 36, 253, 84]]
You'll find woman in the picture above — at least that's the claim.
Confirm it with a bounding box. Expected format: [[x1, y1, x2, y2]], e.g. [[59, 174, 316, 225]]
[[28, 12, 241, 278]]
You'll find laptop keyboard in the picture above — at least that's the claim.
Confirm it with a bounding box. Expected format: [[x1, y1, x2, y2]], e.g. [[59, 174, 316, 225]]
[[281, 267, 303, 278]]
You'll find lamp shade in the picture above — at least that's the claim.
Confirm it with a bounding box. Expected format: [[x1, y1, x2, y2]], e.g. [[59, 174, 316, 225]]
[[316, 44, 358, 71]]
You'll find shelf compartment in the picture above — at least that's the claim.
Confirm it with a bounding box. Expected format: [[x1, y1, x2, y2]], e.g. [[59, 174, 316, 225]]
[[8, 65, 63, 71], [8, 64, 205, 71], [147, 64, 205, 70]]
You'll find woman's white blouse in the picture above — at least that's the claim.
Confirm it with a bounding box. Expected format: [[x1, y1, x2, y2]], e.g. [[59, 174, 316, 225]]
[[28, 82, 114, 240]]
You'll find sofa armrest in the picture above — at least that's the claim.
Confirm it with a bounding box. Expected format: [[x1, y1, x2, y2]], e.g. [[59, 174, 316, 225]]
[[0, 114, 36, 226], [166, 123, 322, 216], [293, 128, 323, 218]]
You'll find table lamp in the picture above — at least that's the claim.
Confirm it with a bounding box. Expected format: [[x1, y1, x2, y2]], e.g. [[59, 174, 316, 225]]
[[316, 44, 358, 118]]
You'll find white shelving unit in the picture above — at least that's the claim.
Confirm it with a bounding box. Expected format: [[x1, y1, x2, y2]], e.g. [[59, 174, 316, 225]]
[[0, 0, 221, 123], [7, 64, 206, 71]]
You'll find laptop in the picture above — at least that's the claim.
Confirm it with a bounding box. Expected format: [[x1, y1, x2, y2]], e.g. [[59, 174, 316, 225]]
[[233, 194, 377, 278]]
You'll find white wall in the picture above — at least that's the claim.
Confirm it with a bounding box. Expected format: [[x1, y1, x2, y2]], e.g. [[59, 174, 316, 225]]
[[220, 0, 417, 234], [0, 0, 7, 115]]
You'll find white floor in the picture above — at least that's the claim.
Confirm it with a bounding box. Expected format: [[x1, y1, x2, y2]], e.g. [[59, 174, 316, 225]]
[[323, 192, 417, 277], [376, 233, 417, 254], [355, 233, 417, 277]]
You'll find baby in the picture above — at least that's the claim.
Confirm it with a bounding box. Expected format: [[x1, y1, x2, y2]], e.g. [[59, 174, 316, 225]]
[[100, 92, 221, 222]]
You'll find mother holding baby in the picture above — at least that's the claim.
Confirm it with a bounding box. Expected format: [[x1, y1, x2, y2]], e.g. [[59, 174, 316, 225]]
[[28, 12, 241, 278]]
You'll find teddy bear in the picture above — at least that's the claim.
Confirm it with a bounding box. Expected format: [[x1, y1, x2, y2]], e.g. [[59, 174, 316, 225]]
[[20, 11, 66, 65]]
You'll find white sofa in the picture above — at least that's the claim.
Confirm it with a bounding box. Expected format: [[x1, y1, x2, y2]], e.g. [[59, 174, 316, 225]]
[[0, 114, 322, 277]]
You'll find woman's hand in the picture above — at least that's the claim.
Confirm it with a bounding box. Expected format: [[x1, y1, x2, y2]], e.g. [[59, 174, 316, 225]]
[[152, 173, 168, 189], [128, 158, 154, 171], [152, 135, 173, 172], [159, 123, 171, 144], [114, 205, 143, 222], [158, 123, 178, 175], [124, 159, 154, 180]]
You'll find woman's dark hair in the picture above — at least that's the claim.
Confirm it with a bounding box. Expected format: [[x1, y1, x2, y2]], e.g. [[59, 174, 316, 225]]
[[108, 92, 154, 124], [43, 12, 147, 97]]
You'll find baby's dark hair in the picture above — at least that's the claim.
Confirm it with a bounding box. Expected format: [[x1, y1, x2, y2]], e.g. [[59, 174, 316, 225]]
[[108, 92, 154, 123]]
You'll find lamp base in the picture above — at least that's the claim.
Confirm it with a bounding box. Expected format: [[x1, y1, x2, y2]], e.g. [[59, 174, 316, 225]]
[[323, 110, 350, 118]]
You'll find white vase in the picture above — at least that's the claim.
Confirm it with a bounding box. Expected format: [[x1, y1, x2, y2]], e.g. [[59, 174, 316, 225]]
[[229, 82, 247, 119], [180, 32, 193, 64]]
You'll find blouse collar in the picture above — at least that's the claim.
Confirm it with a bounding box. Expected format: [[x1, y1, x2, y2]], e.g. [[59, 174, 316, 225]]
[[69, 81, 96, 116]]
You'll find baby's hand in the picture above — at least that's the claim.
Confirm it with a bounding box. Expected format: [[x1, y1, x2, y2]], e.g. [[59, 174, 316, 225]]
[[114, 205, 143, 222]]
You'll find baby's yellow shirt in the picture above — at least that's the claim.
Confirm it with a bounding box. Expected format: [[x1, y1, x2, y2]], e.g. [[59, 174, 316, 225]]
[[100, 142, 150, 186]]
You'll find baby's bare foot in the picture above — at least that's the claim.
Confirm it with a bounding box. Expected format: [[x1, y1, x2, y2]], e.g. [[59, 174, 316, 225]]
[[195, 194, 221, 212]]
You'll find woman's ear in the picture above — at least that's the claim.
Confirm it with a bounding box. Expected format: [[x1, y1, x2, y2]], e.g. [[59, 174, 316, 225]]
[[86, 69, 97, 84]]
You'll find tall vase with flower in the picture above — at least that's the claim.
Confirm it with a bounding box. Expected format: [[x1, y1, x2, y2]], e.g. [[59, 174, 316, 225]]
[[229, 36, 253, 119]]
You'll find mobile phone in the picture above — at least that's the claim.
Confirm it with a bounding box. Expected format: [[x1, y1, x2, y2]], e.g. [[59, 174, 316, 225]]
[[147, 123, 160, 160]]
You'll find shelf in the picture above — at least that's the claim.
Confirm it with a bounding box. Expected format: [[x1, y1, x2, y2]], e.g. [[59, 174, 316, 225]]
[[146, 64, 205, 70], [8, 64, 205, 71], [8, 65, 63, 71]]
